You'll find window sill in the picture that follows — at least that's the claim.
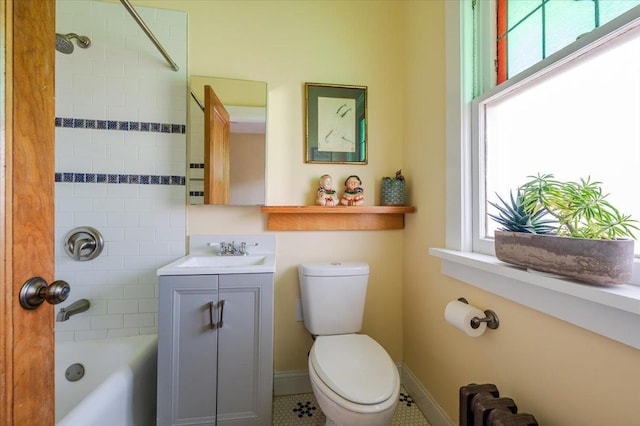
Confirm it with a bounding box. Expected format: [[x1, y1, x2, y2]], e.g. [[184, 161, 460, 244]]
[[429, 248, 640, 350]]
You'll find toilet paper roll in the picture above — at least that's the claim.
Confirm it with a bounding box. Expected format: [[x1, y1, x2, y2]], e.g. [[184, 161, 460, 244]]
[[444, 300, 487, 337]]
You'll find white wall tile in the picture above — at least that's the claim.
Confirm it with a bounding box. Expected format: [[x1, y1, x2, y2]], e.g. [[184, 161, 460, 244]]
[[107, 212, 139, 227], [76, 271, 109, 286], [90, 289, 122, 303], [106, 240, 139, 256], [92, 255, 127, 272], [108, 328, 140, 338], [55, 0, 186, 341], [124, 284, 156, 299], [139, 241, 170, 256], [123, 313, 155, 328], [74, 141, 107, 163], [91, 158, 125, 174], [138, 298, 158, 313], [138, 269, 160, 285], [74, 184, 107, 198], [55, 331, 75, 342], [108, 299, 139, 314], [75, 330, 108, 341], [106, 185, 139, 199], [100, 226, 125, 242], [72, 103, 107, 120], [57, 196, 95, 213], [91, 314, 124, 330], [56, 315, 92, 331], [72, 212, 107, 228]]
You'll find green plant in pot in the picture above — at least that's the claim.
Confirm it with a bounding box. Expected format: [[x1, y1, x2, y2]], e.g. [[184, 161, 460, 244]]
[[490, 174, 638, 285]]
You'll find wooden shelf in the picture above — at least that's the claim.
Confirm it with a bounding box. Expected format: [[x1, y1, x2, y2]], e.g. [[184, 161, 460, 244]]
[[260, 205, 416, 231]]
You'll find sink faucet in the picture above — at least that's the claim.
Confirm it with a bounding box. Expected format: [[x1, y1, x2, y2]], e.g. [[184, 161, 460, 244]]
[[210, 241, 258, 256], [56, 299, 91, 322]]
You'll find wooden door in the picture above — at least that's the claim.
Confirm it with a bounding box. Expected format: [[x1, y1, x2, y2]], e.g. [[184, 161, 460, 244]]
[[1, 0, 56, 424], [203, 85, 230, 204]]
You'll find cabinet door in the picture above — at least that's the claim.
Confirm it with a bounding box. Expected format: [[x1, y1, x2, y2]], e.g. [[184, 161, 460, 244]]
[[158, 275, 220, 426], [217, 273, 274, 425]]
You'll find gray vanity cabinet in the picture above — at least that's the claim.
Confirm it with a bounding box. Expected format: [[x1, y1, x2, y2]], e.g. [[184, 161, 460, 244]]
[[157, 273, 274, 426]]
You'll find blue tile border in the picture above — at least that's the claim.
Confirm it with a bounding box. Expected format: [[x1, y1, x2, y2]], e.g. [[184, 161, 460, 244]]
[[55, 117, 186, 134], [55, 172, 185, 186]]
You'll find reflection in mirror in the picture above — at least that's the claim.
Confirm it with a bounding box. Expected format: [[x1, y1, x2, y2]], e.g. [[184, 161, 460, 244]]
[[188, 76, 267, 205]]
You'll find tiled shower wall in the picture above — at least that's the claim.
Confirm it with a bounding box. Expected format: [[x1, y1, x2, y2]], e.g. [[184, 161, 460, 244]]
[[54, 0, 187, 341]]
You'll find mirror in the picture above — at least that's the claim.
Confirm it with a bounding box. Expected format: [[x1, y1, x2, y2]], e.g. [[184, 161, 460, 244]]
[[188, 76, 267, 205]]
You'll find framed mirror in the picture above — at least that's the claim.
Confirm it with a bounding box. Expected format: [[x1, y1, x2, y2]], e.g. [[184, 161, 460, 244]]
[[188, 76, 267, 205]]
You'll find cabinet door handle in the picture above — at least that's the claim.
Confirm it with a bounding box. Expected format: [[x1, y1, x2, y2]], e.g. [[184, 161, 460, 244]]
[[218, 299, 225, 328], [208, 301, 215, 329]]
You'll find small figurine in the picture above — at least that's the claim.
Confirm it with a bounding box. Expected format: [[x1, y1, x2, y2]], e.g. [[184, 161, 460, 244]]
[[341, 175, 364, 206], [316, 174, 340, 206]]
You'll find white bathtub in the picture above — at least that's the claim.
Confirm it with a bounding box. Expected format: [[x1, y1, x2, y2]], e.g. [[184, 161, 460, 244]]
[[55, 334, 158, 426]]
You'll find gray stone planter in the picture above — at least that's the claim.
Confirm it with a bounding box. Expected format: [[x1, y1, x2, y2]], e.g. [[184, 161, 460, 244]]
[[494, 231, 634, 285]]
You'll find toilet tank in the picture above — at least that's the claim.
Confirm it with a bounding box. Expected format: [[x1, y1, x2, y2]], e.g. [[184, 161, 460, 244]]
[[298, 262, 369, 336]]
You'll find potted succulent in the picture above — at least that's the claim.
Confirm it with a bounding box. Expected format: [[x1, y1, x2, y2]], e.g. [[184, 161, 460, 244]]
[[381, 169, 406, 206], [489, 174, 638, 285]]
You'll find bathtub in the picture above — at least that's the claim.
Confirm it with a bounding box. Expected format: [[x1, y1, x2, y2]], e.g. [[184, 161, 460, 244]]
[[55, 334, 158, 426]]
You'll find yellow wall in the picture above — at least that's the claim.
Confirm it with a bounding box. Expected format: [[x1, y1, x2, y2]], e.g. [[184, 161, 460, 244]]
[[133, 1, 640, 423], [401, 2, 640, 425], [132, 0, 406, 372]]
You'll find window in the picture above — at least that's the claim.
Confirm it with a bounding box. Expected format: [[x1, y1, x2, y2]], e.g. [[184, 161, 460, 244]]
[[497, 0, 640, 83], [473, 2, 640, 265], [436, 0, 640, 352]]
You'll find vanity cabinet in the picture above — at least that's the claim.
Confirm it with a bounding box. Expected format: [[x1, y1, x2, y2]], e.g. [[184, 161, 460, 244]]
[[157, 273, 274, 426]]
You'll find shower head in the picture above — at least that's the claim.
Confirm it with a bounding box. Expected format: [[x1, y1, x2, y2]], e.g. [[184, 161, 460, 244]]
[[55, 33, 91, 54]]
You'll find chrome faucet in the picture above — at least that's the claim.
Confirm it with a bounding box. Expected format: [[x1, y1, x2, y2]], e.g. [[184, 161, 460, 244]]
[[209, 241, 258, 256], [56, 299, 90, 322]]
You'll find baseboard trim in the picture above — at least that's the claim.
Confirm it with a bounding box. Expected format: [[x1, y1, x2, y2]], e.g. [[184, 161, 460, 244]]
[[400, 363, 454, 426], [273, 370, 312, 396]]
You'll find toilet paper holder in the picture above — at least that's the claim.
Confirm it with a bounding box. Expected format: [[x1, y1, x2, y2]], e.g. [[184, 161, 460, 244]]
[[457, 298, 500, 330]]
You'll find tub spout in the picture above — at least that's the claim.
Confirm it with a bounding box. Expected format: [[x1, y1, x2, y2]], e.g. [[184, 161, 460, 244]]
[[57, 299, 91, 322]]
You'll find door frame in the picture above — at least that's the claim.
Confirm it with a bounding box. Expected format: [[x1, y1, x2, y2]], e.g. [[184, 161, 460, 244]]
[[1, 0, 56, 424]]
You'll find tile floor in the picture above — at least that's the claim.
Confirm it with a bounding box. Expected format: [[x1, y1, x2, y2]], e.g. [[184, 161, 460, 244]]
[[272, 386, 430, 425]]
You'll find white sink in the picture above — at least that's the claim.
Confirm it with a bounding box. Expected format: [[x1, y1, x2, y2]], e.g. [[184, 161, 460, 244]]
[[157, 253, 275, 276], [177, 255, 266, 268]]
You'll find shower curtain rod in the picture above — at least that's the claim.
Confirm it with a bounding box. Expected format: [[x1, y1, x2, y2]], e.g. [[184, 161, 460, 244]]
[[120, 0, 179, 71]]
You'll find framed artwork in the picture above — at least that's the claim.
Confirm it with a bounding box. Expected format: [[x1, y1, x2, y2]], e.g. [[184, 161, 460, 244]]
[[305, 83, 367, 164]]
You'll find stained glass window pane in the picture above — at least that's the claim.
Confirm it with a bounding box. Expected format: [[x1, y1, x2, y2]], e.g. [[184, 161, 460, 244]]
[[502, 0, 640, 81], [507, 8, 542, 79], [506, 0, 541, 27], [600, 0, 640, 23], [545, 1, 593, 56]]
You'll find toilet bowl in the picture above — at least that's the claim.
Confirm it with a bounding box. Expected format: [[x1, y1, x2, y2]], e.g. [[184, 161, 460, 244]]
[[299, 262, 400, 426], [308, 334, 400, 426]]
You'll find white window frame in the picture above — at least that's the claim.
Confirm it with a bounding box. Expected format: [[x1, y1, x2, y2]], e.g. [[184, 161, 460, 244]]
[[430, 0, 640, 350]]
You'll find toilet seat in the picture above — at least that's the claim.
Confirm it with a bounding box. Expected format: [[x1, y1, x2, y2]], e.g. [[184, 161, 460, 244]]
[[310, 334, 397, 405]]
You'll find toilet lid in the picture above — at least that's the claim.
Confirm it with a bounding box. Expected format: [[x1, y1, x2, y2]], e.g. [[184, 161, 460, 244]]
[[310, 334, 397, 405]]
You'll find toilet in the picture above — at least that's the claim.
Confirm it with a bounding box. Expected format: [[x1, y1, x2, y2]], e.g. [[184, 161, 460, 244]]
[[298, 262, 400, 426]]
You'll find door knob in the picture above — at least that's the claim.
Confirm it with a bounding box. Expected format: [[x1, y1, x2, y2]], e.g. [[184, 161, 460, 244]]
[[19, 277, 70, 310]]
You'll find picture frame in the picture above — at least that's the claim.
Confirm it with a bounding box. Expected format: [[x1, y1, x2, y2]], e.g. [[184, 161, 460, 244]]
[[305, 83, 367, 164]]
